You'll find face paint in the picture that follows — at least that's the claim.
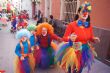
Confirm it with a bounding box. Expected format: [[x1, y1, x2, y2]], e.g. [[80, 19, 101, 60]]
[[80, 11, 89, 20], [79, 1, 91, 20], [42, 27, 47, 36]]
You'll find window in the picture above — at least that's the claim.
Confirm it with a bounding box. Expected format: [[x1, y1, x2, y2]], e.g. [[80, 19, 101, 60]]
[[62, 0, 80, 23]]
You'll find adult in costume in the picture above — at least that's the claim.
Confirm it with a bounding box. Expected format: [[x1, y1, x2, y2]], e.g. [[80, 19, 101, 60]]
[[14, 29, 35, 73], [36, 22, 62, 69], [56, 1, 100, 73]]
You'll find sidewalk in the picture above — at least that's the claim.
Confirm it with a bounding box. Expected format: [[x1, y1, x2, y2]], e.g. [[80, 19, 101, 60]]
[[34, 59, 110, 73]]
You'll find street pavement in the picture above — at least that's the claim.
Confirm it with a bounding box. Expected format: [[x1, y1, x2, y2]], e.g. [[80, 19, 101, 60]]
[[0, 20, 110, 73]]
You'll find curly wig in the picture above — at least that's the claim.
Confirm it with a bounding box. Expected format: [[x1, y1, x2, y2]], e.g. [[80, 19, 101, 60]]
[[16, 29, 31, 39], [36, 22, 54, 35]]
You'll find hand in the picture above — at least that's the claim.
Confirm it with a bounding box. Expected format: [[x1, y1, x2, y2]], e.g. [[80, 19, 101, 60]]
[[69, 33, 77, 42], [93, 37, 100, 43], [58, 37, 63, 42], [31, 47, 34, 51], [20, 56, 24, 60], [22, 54, 28, 57], [36, 45, 40, 50]]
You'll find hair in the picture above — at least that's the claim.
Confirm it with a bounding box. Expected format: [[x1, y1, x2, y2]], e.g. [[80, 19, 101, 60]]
[[74, 7, 91, 25], [36, 22, 54, 35], [50, 15, 53, 19]]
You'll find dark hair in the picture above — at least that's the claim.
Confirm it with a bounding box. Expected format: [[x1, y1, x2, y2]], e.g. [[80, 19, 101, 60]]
[[50, 15, 53, 19], [74, 7, 90, 25]]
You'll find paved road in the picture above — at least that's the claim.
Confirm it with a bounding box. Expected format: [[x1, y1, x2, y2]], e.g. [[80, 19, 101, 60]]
[[0, 20, 110, 73]]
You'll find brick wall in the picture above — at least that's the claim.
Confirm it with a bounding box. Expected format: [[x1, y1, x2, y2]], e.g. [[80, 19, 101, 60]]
[[51, 0, 61, 19]]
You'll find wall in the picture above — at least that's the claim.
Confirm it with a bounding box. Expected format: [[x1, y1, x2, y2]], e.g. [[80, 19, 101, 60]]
[[51, 0, 61, 19], [21, 0, 32, 18], [40, 0, 45, 16]]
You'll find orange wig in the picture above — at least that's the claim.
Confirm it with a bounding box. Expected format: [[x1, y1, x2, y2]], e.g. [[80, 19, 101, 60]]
[[36, 22, 54, 35]]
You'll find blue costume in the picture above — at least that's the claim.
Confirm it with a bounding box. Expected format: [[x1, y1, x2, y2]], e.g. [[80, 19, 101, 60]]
[[14, 29, 35, 73], [15, 40, 31, 73]]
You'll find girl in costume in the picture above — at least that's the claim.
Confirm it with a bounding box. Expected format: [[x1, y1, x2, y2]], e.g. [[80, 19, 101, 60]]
[[14, 29, 35, 73], [27, 24, 37, 48], [36, 22, 62, 69], [62, 1, 100, 73], [55, 33, 82, 73]]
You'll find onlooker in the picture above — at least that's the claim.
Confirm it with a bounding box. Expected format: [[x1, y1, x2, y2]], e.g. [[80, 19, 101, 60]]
[[49, 15, 55, 26]]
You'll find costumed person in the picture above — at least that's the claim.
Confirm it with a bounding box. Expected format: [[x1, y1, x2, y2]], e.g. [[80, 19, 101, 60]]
[[62, 1, 100, 73], [17, 19, 28, 30], [1, 13, 8, 26], [10, 15, 17, 33], [27, 24, 39, 64], [36, 22, 62, 69], [55, 33, 82, 73], [27, 24, 37, 47], [14, 29, 35, 73]]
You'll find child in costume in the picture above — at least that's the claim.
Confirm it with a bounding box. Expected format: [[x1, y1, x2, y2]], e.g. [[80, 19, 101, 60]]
[[27, 24, 40, 64], [62, 1, 100, 73], [55, 33, 82, 73], [36, 22, 62, 69], [27, 24, 37, 47], [14, 29, 35, 73], [10, 16, 17, 33]]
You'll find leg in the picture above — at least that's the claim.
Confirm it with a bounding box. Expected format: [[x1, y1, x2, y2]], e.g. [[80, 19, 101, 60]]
[[22, 58, 31, 73]]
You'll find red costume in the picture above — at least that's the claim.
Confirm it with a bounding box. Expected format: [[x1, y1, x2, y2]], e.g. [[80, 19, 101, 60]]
[[63, 21, 94, 43], [38, 34, 60, 48]]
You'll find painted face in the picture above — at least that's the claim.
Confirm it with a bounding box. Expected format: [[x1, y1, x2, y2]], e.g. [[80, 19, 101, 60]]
[[21, 36, 27, 42], [79, 10, 89, 20], [42, 27, 47, 36]]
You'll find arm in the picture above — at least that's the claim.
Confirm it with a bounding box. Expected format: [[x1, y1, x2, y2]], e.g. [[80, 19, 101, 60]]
[[51, 34, 62, 42], [15, 44, 22, 57], [63, 23, 74, 42], [89, 26, 100, 43]]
